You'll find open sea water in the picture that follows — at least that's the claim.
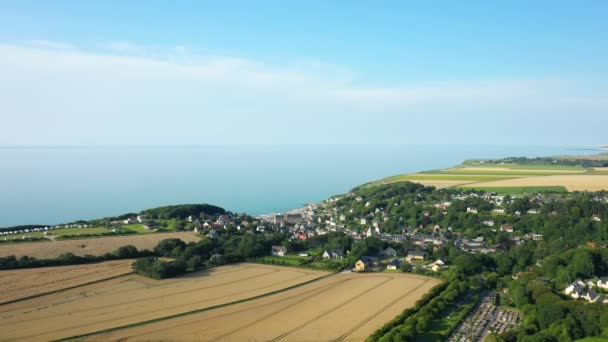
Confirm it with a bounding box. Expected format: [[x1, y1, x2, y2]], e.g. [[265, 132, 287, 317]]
[[0, 144, 597, 227]]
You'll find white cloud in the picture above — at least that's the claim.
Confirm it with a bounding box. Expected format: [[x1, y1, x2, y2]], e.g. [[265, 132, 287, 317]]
[[0, 41, 606, 145]]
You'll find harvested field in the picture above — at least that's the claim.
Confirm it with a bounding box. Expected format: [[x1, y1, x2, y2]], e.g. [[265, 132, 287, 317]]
[[0, 232, 200, 258], [0, 260, 134, 304], [0, 263, 328, 341], [460, 175, 608, 191], [90, 272, 441, 342]]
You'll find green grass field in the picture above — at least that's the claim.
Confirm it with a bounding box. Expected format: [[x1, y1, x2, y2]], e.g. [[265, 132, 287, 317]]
[[121, 223, 156, 233], [575, 338, 608, 342], [459, 186, 568, 194], [7, 224, 155, 240], [8, 227, 113, 239]]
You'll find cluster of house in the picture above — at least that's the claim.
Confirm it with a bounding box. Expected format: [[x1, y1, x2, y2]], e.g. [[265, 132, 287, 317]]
[[256, 191, 607, 266], [353, 249, 447, 272], [564, 278, 608, 304]]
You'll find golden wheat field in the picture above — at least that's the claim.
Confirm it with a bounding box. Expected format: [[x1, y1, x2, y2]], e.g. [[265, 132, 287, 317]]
[[0, 232, 200, 258], [0, 263, 328, 341], [461, 175, 608, 191], [0, 259, 134, 304], [90, 272, 441, 342]]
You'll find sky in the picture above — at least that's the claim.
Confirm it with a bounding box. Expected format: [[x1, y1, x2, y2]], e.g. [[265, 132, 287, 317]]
[[0, 1, 606, 146]]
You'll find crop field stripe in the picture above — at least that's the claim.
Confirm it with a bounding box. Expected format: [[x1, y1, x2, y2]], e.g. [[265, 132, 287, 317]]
[[334, 279, 433, 341], [115, 276, 353, 342], [206, 277, 358, 342], [6, 266, 327, 341], [17, 267, 287, 328], [266, 276, 395, 342], [0, 272, 135, 306], [55, 272, 338, 342]]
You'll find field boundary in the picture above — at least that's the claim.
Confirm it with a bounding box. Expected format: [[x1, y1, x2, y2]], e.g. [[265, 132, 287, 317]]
[[0, 271, 135, 306], [55, 270, 337, 342]]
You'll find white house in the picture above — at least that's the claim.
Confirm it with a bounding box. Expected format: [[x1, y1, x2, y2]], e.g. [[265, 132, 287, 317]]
[[583, 290, 601, 303], [386, 259, 401, 270], [597, 277, 608, 290], [271, 246, 287, 256], [500, 225, 514, 233], [564, 284, 584, 299], [123, 216, 138, 224], [322, 249, 344, 259]]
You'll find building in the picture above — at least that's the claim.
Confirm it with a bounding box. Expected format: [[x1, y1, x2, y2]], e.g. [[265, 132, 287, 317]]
[[322, 249, 344, 259], [482, 220, 495, 227], [426, 259, 446, 272], [598, 277, 608, 290], [123, 216, 138, 224], [583, 289, 601, 303], [271, 246, 287, 256], [500, 225, 514, 233], [386, 259, 401, 270], [564, 284, 584, 299], [355, 257, 374, 272], [406, 251, 428, 262], [380, 246, 397, 257], [531, 234, 543, 241]]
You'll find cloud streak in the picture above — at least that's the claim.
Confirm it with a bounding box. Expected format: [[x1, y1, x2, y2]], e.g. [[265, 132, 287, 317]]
[[0, 41, 606, 145]]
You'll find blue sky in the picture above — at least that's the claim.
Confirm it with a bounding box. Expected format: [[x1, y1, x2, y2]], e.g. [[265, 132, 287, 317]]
[[0, 1, 606, 145]]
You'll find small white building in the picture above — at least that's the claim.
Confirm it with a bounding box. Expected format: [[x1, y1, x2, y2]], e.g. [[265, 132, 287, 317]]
[[598, 277, 608, 290], [271, 246, 287, 256]]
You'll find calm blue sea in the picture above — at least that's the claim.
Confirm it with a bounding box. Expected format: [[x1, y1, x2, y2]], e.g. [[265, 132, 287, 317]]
[[0, 145, 597, 227]]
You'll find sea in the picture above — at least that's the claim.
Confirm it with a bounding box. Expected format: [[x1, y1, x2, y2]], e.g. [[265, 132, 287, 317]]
[[0, 144, 599, 227]]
